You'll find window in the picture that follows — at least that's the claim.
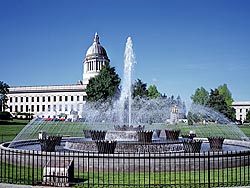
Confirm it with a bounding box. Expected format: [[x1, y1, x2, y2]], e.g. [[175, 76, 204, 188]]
[[65, 104, 68, 111], [37, 105, 40, 112], [77, 96, 79, 101], [20, 105, 23, 112], [32, 97, 34, 102], [71, 96, 74, 101], [59, 105, 62, 111], [15, 105, 18, 112], [48, 96, 51, 102], [10, 106, 12, 112], [65, 96, 68, 101], [42, 105, 45, 112], [240, 109, 242, 113], [31, 105, 34, 112], [37, 97, 39, 102], [42, 97, 45, 102], [10, 97, 12, 103], [21, 97, 23, 102], [54, 96, 56, 102], [26, 97, 28, 102], [48, 105, 51, 112], [59, 96, 62, 102], [26, 105, 29, 112], [83, 96, 87, 101], [15, 97, 18, 102], [53, 105, 56, 111]]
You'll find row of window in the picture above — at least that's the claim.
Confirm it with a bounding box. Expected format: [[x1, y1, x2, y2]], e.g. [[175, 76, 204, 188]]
[[239, 108, 249, 113], [86, 60, 106, 71], [9, 95, 86, 103], [10, 104, 82, 113]]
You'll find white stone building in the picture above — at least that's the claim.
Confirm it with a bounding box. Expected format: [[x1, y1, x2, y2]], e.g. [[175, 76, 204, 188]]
[[232, 101, 250, 123], [6, 33, 109, 118]]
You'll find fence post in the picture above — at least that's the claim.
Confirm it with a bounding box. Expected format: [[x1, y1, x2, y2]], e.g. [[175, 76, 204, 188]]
[[207, 152, 211, 188], [32, 150, 35, 185]]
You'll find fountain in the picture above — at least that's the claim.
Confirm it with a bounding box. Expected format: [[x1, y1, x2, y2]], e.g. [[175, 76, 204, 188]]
[[5, 36, 249, 153], [2, 36, 250, 187]]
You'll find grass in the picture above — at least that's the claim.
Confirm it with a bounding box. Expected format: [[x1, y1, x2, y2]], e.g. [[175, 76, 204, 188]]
[[1, 160, 250, 187], [1, 120, 250, 143], [238, 125, 250, 137], [0, 119, 27, 143], [1, 120, 250, 187], [75, 166, 250, 187]]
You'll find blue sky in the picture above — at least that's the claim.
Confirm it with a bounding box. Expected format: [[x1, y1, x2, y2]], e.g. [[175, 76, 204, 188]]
[[0, 0, 250, 108]]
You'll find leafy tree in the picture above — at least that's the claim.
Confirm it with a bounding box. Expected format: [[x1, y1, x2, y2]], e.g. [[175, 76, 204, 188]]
[[206, 89, 235, 120], [245, 110, 250, 123], [187, 111, 202, 125], [147, 85, 161, 99], [191, 87, 209, 105], [132, 79, 147, 98], [0, 81, 9, 112], [85, 64, 120, 102], [217, 84, 233, 106]]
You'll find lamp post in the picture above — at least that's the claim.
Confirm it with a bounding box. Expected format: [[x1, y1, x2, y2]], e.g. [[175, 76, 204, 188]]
[[28, 108, 31, 121], [0, 94, 2, 112]]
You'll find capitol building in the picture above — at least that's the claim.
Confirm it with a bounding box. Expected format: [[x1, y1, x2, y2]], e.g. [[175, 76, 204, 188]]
[[6, 33, 109, 118]]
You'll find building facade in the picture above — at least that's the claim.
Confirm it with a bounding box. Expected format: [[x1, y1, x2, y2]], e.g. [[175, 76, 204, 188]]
[[7, 33, 109, 117], [232, 101, 250, 123]]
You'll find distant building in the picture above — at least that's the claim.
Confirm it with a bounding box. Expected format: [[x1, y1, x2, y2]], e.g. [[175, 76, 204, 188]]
[[232, 101, 250, 123], [6, 33, 109, 117]]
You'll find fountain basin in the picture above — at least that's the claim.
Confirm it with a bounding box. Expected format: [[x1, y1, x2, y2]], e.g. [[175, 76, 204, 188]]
[[105, 131, 138, 141]]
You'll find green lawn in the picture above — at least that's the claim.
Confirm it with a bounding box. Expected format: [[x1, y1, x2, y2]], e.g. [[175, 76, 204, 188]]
[[0, 119, 27, 143], [0, 120, 250, 143], [1, 120, 250, 187], [238, 125, 250, 137], [1, 160, 250, 187]]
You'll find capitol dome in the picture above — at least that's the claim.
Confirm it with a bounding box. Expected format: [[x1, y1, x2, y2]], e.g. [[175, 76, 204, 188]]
[[86, 33, 108, 58], [83, 33, 110, 83]]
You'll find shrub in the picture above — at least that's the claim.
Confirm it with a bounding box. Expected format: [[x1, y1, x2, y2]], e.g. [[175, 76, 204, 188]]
[[0, 111, 13, 120]]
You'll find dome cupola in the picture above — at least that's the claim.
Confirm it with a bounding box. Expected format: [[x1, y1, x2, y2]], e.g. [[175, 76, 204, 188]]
[[83, 33, 110, 83], [85, 33, 109, 58]]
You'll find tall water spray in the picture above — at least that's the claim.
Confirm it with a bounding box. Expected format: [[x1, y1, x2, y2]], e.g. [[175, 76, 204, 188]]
[[118, 37, 136, 126]]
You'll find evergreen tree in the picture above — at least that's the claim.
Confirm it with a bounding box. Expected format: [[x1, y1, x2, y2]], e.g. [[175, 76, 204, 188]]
[[85, 64, 120, 102], [191, 87, 209, 105], [206, 89, 235, 120], [147, 85, 161, 99], [217, 84, 233, 106], [0, 81, 9, 112], [132, 79, 148, 98]]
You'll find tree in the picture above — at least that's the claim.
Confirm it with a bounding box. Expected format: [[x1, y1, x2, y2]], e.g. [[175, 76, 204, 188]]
[[217, 84, 233, 106], [147, 85, 161, 99], [132, 79, 147, 98], [0, 81, 9, 112], [191, 87, 209, 105], [245, 110, 250, 123], [206, 89, 235, 120], [85, 64, 120, 102]]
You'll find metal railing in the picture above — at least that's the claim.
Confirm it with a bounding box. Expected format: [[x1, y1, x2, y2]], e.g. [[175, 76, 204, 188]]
[[0, 137, 250, 187]]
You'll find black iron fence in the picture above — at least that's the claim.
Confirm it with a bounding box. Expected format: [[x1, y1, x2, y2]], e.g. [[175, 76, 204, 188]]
[[0, 138, 250, 187]]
